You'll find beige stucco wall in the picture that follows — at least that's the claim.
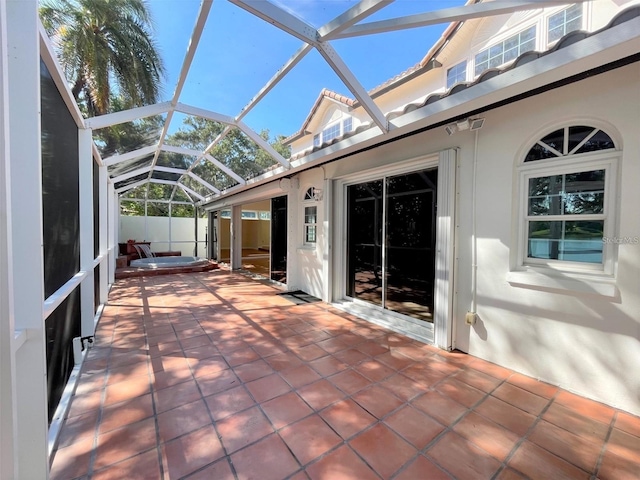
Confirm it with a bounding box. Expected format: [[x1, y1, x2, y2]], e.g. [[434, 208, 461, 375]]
[[288, 63, 640, 414], [453, 64, 639, 415]]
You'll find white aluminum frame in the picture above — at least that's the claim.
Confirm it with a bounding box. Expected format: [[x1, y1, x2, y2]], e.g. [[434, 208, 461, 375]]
[[332, 152, 456, 345]]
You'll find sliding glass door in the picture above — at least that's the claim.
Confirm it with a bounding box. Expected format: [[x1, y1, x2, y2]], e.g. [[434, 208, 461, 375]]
[[346, 168, 438, 322]]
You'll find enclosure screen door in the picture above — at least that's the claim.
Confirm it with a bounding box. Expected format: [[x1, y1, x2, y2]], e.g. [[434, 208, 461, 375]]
[[347, 168, 437, 322], [271, 195, 287, 283]]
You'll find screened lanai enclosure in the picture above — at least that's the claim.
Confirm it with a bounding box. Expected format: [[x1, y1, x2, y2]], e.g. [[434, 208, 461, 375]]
[[2, 0, 640, 478]]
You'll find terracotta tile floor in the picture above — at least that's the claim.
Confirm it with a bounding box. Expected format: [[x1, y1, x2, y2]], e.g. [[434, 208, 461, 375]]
[[51, 271, 640, 480]]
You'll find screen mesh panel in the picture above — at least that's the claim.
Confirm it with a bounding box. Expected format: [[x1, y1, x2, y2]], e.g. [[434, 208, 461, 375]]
[[45, 287, 80, 423], [41, 59, 80, 297]]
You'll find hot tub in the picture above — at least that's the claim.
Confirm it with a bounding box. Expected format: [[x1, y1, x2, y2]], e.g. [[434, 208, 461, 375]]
[[130, 256, 210, 269]]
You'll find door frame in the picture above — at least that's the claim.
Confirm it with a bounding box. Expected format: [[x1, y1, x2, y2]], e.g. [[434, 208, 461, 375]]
[[332, 150, 457, 349]]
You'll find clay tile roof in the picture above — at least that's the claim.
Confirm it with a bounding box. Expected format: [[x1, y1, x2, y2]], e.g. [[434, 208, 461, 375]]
[[285, 5, 640, 163], [283, 88, 355, 144]]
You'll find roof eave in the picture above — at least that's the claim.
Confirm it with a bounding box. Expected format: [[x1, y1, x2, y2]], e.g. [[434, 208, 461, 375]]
[[200, 15, 640, 209]]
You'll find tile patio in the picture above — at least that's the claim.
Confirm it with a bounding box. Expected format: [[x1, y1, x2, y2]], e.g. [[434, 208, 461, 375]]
[[50, 270, 640, 480]]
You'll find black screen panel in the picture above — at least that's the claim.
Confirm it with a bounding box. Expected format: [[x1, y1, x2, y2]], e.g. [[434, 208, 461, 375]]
[[45, 287, 81, 423], [94, 264, 101, 313], [93, 159, 100, 259], [41, 59, 80, 298]]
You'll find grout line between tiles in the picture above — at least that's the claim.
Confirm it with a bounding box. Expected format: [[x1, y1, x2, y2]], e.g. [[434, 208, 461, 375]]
[[591, 410, 617, 480]]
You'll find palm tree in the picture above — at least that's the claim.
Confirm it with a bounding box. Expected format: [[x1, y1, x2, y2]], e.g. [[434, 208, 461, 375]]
[[40, 0, 165, 116]]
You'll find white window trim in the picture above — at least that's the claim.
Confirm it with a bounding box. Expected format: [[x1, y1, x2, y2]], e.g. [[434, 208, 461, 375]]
[[302, 187, 317, 247], [510, 150, 620, 298], [303, 205, 317, 245]]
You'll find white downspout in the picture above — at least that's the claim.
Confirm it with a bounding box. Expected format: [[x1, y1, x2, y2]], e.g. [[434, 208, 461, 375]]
[[467, 129, 479, 325]]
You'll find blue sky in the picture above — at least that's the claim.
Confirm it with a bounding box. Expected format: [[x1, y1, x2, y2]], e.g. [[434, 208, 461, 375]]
[[149, 0, 465, 138]]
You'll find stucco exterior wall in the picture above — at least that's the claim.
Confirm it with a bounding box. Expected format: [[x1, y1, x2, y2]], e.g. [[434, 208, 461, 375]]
[[451, 64, 640, 415], [284, 63, 640, 415]]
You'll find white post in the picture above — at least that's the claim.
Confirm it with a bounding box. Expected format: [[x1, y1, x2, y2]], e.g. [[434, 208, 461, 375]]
[[434, 149, 457, 350], [108, 183, 116, 284], [321, 179, 332, 303], [0, 1, 18, 477], [7, 0, 49, 477], [99, 165, 109, 303], [230, 205, 242, 270], [79, 129, 95, 337], [168, 202, 173, 252]]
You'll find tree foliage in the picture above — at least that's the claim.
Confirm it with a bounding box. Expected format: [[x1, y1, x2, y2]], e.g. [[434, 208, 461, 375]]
[[168, 116, 291, 191], [39, 0, 165, 116]]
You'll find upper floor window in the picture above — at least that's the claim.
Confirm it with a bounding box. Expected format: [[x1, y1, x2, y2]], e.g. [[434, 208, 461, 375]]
[[322, 123, 341, 143], [548, 4, 583, 44], [520, 126, 617, 272], [343, 117, 353, 134], [447, 60, 467, 88], [314, 117, 353, 146], [475, 25, 536, 76]]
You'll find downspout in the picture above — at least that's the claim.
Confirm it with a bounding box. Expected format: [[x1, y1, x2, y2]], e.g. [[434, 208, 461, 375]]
[[467, 129, 479, 325]]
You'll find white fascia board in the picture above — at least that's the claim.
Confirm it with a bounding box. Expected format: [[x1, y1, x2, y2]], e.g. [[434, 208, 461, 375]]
[[236, 43, 314, 122], [187, 171, 220, 194], [161, 144, 201, 158], [115, 179, 148, 194], [111, 166, 152, 183], [204, 154, 246, 185], [334, 0, 587, 39], [318, 0, 393, 40], [103, 145, 157, 167], [84, 101, 172, 130], [179, 184, 205, 202], [39, 24, 85, 128], [202, 179, 287, 211], [236, 120, 291, 168], [175, 103, 236, 125], [154, 165, 187, 175], [228, 0, 319, 45], [317, 42, 388, 132]]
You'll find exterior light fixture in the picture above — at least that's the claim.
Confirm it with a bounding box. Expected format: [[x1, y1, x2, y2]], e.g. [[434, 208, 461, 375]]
[[312, 187, 323, 201], [445, 117, 485, 135]]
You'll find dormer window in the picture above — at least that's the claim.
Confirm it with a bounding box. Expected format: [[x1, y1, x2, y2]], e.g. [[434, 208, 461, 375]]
[[447, 60, 467, 88], [314, 117, 353, 146], [343, 117, 353, 134], [548, 4, 583, 44], [322, 123, 341, 143], [475, 25, 536, 76]]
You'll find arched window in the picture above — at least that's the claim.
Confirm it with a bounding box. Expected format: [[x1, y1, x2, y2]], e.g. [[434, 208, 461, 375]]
[[519, 125, 617, 272], [303, 187, 317, 244]]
